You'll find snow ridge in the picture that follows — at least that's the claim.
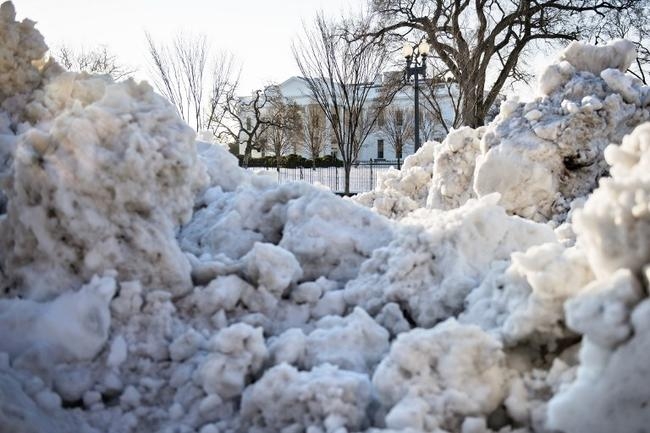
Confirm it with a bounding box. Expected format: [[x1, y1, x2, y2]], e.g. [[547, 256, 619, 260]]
[[1, 3, 649, 433]]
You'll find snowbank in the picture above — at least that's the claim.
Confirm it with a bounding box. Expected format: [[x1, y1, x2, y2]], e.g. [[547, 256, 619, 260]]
[[357, 39, 650, 224], [1, 70, 207, 299], [1, 3, 649, 433]]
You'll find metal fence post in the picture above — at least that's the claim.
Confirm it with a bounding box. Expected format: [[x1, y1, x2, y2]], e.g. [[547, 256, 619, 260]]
[[335, 165, 338, 192]]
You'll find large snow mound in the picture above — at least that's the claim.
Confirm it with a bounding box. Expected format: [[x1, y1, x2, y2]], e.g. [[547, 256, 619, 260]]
[[1, 3, 649, 433], [358, 39, 650, 224]]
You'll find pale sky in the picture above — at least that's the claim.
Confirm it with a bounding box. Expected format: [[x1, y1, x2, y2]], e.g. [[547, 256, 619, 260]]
[[14, 0, 359, 92]]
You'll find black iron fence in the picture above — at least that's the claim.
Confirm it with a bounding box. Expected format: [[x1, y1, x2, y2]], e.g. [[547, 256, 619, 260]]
[[250, 160, 401, 194]]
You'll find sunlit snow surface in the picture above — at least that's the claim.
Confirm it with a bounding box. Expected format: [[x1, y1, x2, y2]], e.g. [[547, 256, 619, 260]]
[[0, 2, 649, 432]]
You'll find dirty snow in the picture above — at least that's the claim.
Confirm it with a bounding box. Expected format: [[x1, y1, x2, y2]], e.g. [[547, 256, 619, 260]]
[[1, 3, 649, 433]]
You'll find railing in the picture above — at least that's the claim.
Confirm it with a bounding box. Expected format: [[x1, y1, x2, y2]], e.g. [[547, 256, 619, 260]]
[[250, 160, 401, 194]]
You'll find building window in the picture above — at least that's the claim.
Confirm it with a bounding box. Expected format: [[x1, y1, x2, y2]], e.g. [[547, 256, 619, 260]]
[[377, 139, 384, 159], [331, 137, 338, 159], [246, 117, 252, 129], [396, 109, 403, 126], [378, 110, 385, 127]]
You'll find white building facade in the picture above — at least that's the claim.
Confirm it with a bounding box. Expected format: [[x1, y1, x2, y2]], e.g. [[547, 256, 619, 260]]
[[238, 75, 457, 162]]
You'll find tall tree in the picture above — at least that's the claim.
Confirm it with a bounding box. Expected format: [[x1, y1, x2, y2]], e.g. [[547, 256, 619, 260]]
[[293, 13, 398, 194], [417, 78, 461, 133], [364, 0, 637, 128], [302, 103, 328, 168], [264, 97, 303, 171], [379, 106, 414, 168], [54, 45, 133, 80], [146, 32, 239, 133], [219, 85, 295, 167], [206, 52, 240, 134]]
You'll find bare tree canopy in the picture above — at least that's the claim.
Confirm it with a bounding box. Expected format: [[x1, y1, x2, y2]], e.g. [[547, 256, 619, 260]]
[[264, 97, 303, 170], [302, 104, 328, 165], [378, 106, 414, 166], [363, 0, 639, 128], [145, 32, 240, 133], [218, 86, 298, 167], [293, 13, 398, 194], [53, 45, 133, 81]]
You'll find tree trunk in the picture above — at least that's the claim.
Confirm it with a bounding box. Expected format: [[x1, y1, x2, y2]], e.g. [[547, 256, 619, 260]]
[[242, 145, 252, 168], [344, 163, 352, 195], [459, 84, 487, 128], [276, 154, 281, 172]]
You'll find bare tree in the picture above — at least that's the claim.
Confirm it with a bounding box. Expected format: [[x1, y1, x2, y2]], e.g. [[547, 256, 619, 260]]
[[146, 32, 240, 133], [264, 97, 303, 171], [379, 106, 413, 168], [417, 77, 461, 133], [419, 110, 443, 143], [363, 0, 637, 128], [302, 103, 328, 168], [218, 86, 293, 167], [54, 45, 133, 80], [293, 13, 398, 194], [206, 52, 240, 133]]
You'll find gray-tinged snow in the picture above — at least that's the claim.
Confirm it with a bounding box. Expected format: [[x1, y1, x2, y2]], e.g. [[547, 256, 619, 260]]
[[1, 70, 207, 299], [1, 2, 650, 433]]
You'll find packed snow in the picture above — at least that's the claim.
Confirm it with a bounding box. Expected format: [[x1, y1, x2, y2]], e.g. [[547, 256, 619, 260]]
[[1, 3, 649, 433]]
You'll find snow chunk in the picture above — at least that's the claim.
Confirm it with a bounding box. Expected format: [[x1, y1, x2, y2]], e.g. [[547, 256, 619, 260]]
[[354, 141, 437, 218], [0, 369, 90, 433], [106, 335, 127, 368], [197, 323, 267, 399], [0, 1, 48, 113], [0, 275, 115, 363], [241, 363, 371, 433], [427, 127, 483, 211], [279, 188, 394, 281], [169, 329, 204, 362], [372, 320, 509, 432], [547, 299, 650, 433], [566, 269, 643, 349], [196, 140, 247, 191], [575, 122, 650, 277], [538, 60, 575, 96], [242, 242, 302, 296], [1, 73, 207, 299], [560, 39, 636, 75], [601, 68, 643, 105], [304, 307, 389, 373], [192, 274, 251, 315], [181, 182, 393, 282], [344, 195, 555, 328], [461, 243, 594, 346]]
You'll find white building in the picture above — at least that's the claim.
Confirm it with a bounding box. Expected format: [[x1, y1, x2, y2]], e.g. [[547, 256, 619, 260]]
[[238, 74, 457, 162]]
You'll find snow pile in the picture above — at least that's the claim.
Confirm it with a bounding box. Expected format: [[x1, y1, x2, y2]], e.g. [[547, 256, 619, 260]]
[[182, 168, 394, 282], [0, 1, 47, 114], [1, 3, 650, 433], [460, 242, 594, 347], [544, 120, 650, 433], [426, 126, 484, 211], [372, 320, 509, 432], [353, 141, 437, 218], [1, 70, 207, 299], [357, 39, 649, 224], [344, 194, 555, 328], [241, 363, 372, 432]]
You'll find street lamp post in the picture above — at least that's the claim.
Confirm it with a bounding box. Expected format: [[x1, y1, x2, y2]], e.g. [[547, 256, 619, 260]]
[[402, 41, 430, 153]]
